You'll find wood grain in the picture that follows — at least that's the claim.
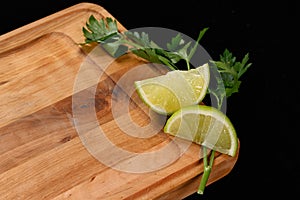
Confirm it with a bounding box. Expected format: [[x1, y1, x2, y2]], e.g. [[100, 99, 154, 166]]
[[0, 3, 239, 199]]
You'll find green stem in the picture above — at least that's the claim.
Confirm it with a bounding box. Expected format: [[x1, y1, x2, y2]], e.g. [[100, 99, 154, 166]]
[[121, 38, 145, 49], [197, 148, 215, 194], [197, 90, 221, 195], [185, 28, 208, 71], [187, 27, 209, 62], [186, 59, 191, 70]]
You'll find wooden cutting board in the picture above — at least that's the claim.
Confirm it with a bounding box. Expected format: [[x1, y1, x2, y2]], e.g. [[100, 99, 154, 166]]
[[0, 3, 239, 200]]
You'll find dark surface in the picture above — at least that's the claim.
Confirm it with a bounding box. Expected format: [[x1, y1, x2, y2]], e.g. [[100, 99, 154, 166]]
[[1, 0, 299, 199]]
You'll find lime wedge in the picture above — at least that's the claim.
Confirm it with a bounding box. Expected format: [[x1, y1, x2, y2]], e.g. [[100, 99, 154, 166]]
[[164, 105, 238, 156], [134, 63, 210, 115]]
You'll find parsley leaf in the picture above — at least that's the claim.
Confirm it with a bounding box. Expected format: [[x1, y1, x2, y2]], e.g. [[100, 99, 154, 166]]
[[83, 15, 120, 43]]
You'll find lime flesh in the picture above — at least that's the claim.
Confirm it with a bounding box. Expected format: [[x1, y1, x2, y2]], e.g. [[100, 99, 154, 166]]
[[164, 105, 238, 156], [134, 63, 210, 115]]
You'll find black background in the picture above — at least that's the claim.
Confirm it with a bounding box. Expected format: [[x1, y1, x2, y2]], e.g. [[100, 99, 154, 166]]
[[1, 0, 299, 199]]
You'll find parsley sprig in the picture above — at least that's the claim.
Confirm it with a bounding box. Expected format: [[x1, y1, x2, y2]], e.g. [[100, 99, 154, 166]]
[[82, 15, 252, 195], [82, 15, 208, 71], [198, 50, 252, 194], [208, 49, 252, 110]]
